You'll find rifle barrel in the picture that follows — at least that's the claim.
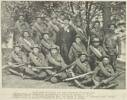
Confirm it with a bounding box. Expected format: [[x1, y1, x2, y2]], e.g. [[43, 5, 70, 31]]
[[36, 67, 53, 69], [64, 71, 94, 81]]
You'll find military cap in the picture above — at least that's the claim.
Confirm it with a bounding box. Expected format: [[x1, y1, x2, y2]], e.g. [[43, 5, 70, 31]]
[[13, 42, 21, 48], [108, 23, 117, 28], [35, 13, 46, 19], [32, 44, 39, 49], [23, 30, 29, 33], [102, 56, 110, 60], [78, 52, 88, 57], [19, 13, 24, 17], [94, 20, 100, 24], [92, 37, 100, 42], [75, 35, 81, 38], [43, 33, 49, 37]]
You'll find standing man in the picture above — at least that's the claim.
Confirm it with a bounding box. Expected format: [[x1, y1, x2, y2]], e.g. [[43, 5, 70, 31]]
[[59, 18, 77, 64], [69, 35, 87, 62], [91, 21, 104, 43], [32, 16, 48, 43], [103, 24, 121, 71], [14, 15, 30, 42]]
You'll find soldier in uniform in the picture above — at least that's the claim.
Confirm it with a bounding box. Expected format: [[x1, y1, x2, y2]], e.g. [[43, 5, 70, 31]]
[[91, 21, 104, 43], [14, 15, 30, 42], [68, 53, 92, 87], [89, 38, 107, 70], [19, 31, 35, 56], [8, 43, 28, 78], [92, 56, 118, 89], [28, 44, 48, 79], [40, 33, 59, 56], [32, 16, 49, 43], [68, 35, 87, 62], [46, 47, 67, 83], [103, 24, 121, 71]]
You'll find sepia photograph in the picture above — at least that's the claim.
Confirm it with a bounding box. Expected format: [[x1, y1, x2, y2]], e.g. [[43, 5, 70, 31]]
[[1, 1, 126, 89]]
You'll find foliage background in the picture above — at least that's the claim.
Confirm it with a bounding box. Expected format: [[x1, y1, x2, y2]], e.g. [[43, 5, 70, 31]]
[[1, 1, 126, 43]]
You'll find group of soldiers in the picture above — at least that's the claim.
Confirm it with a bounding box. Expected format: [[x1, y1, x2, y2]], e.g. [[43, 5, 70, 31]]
[[6, 13, 122, 89]]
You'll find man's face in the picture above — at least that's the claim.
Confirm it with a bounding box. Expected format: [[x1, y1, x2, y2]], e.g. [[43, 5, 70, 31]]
[[19, 16, 24, 21], [33, 48, 39, 54], [75, 37, 81, 43], [43, 34, 49, 40], [23, 32, 29, 38], [93, 42, 100, 47], [94, 23, 100, 29], [51, 49, 58, 56], [80, 55, 87, 62], [103, 58, 110, 65], [110, 25, 115, 31], [37, 18, 42, 24], [77, 21, 81, 27], [15, 46, 21, 53], [64, 19, 69, 25]]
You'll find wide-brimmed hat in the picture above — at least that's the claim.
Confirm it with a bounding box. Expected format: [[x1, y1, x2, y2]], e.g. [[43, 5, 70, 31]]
[[50, 45, 60, 51]]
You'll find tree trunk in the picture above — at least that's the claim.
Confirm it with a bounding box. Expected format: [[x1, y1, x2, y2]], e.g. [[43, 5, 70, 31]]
[[102, 2, 111, 30]]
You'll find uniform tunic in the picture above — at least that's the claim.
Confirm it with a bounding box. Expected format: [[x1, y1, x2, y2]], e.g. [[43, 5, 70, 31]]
[[41, 39, 59, 56], [104, 30, 121, 70], [69, 42, 87, 62], [71, 59, 91, 74], [46, 53, 66, 74], [32, 22, 49, 43], [91, 28, 104, 43], [19, 37, 35, 54], [89, 45, 107, 70], [93, 62, 115, 82], [29, 52, 47, 67], [8, 50, 28, 72]]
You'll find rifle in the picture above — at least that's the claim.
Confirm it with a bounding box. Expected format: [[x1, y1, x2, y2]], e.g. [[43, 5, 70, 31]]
[[35, 66, 54, 70], [44, 64, 73, 81], [93, 71, 123, 89], [2, 63, 26, 69], [63, 71, 94, 82]]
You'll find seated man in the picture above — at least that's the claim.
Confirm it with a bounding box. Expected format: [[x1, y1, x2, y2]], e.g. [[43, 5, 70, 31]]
[[8, 43, 28, 78], [67, 53, 92, 87], [46, 47, 67, 83], [19, 31, 35, 56], [103, 24, 121, 71], [69, 35, 87, 62], [28, 44, 48, 79], [40, 33, 59, 56], [89, 37, 107, 70], [92, 56, 118, 89]]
